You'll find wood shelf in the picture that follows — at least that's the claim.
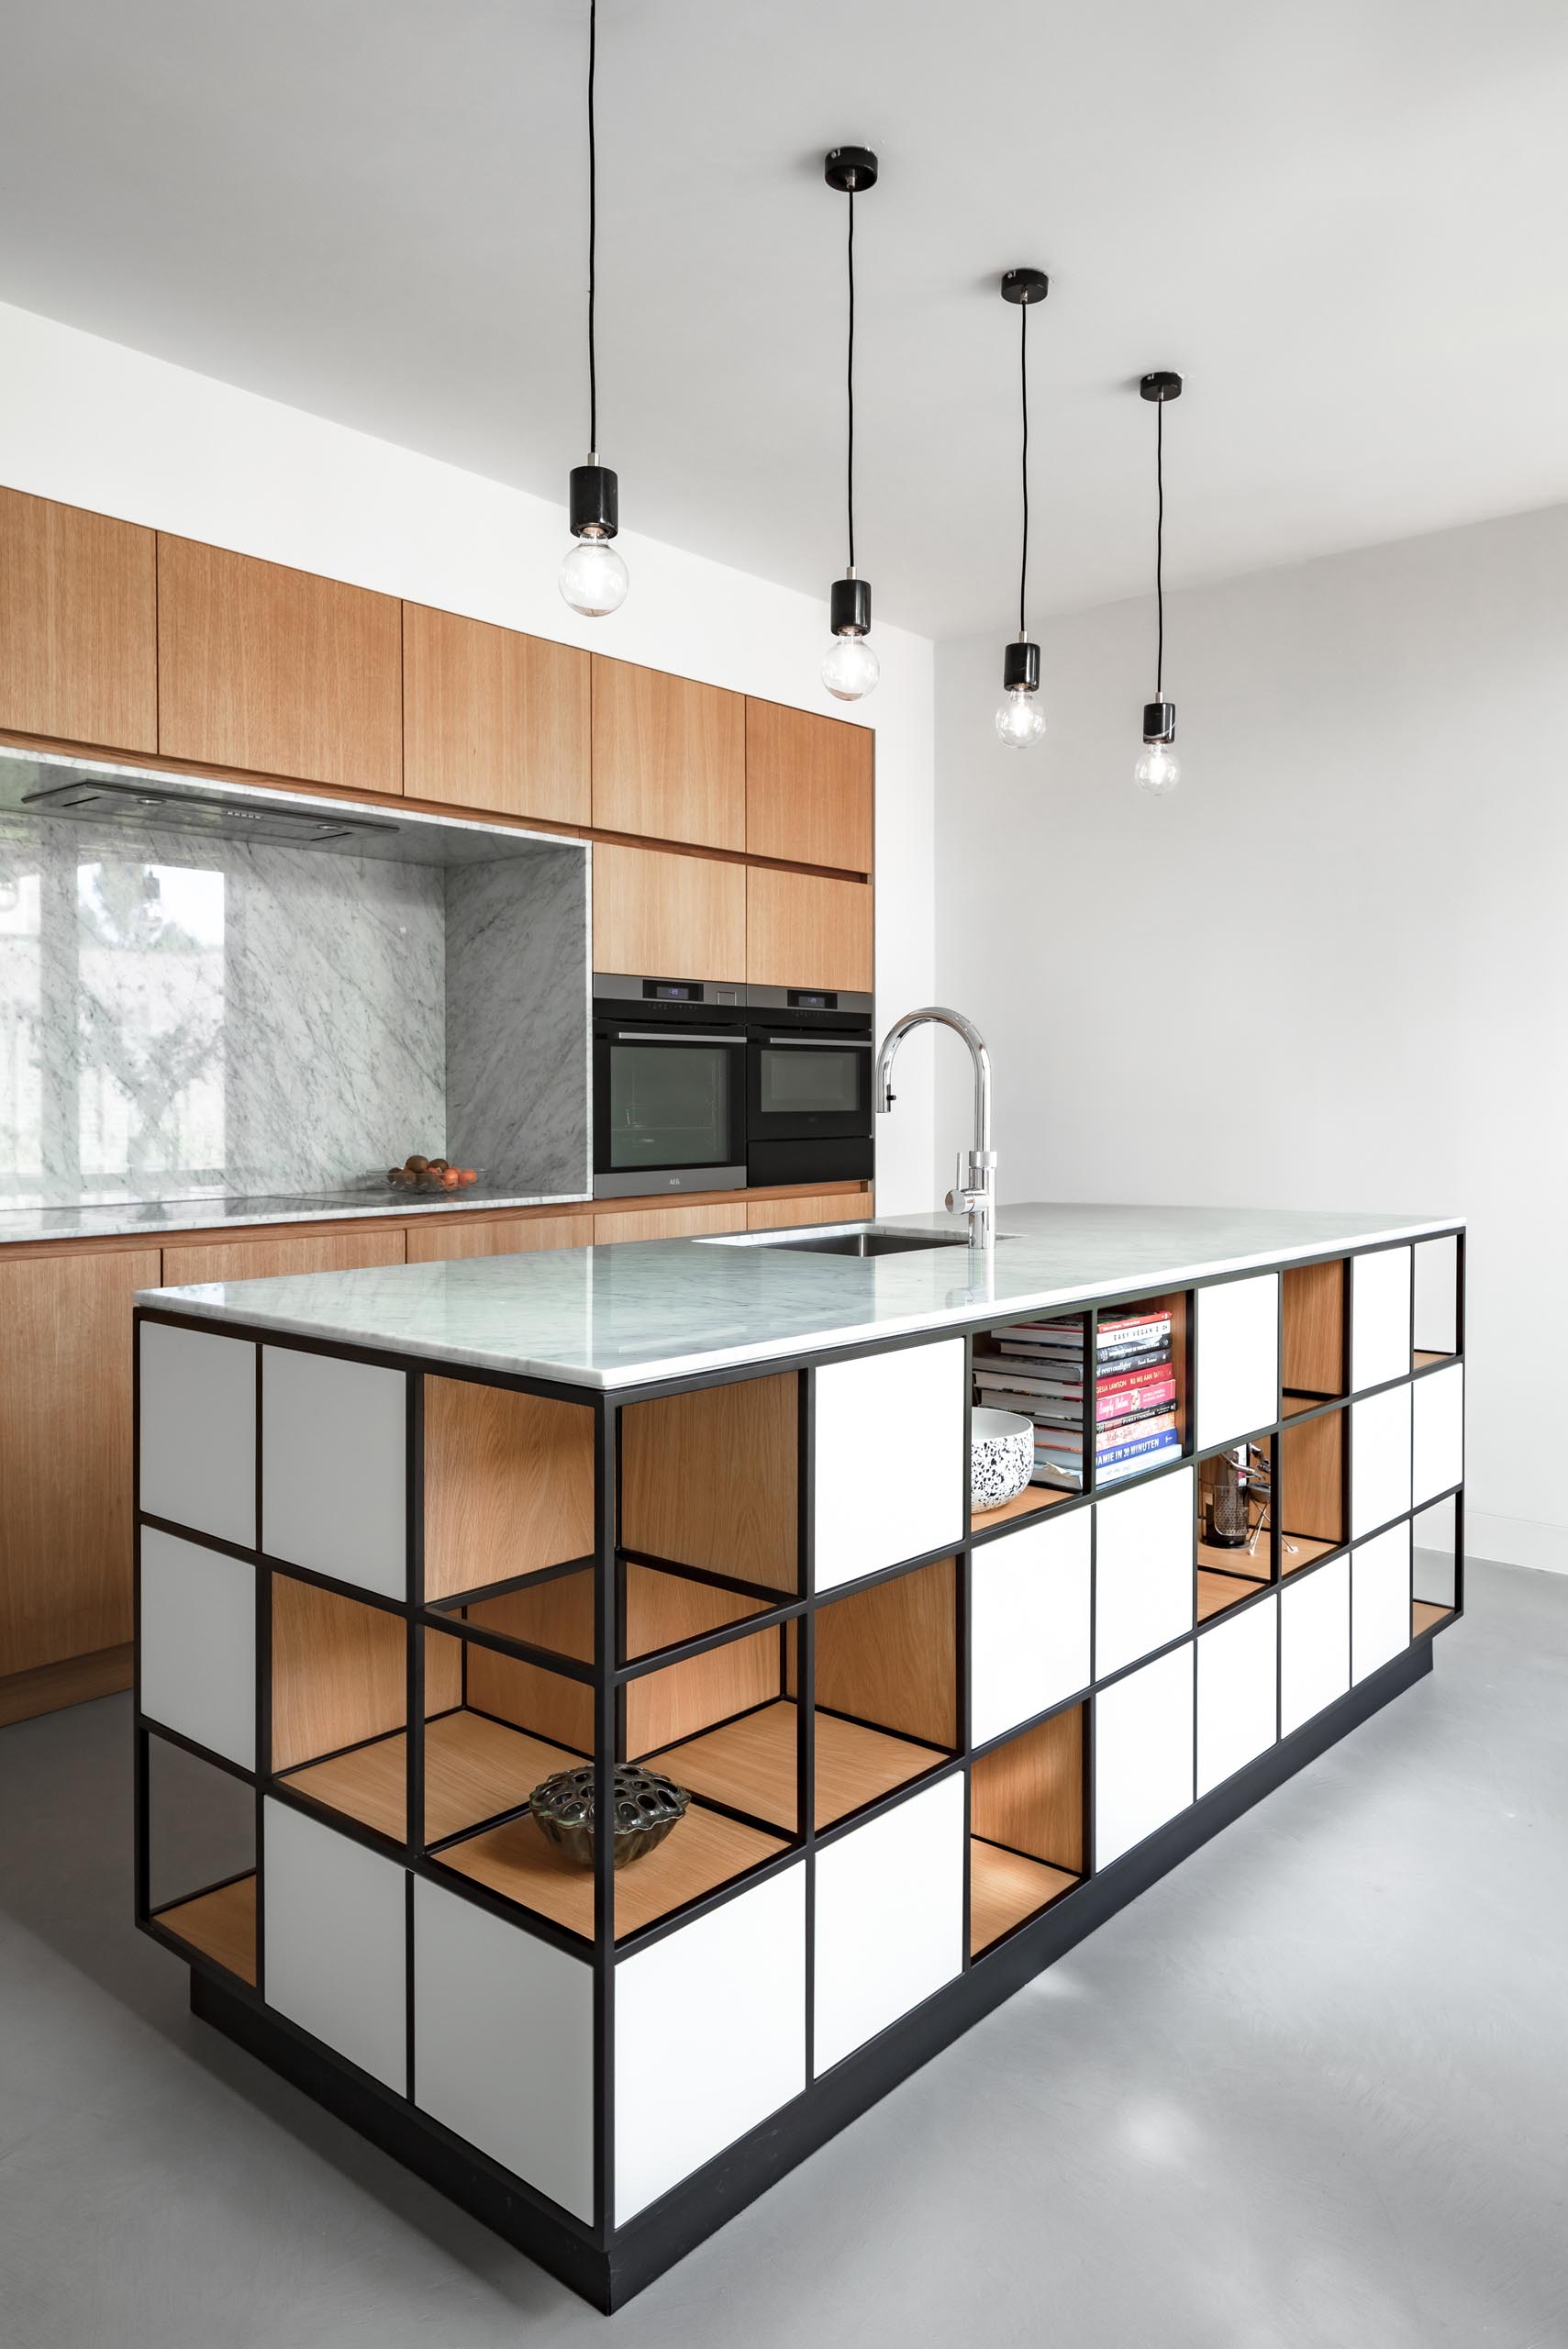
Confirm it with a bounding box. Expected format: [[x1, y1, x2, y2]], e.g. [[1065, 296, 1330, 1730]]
[[969, 1841, 1078, 1956], [972, 1484, 1075, 1532], [439, 1798, 786, 1943], [1281, 1532, 1340, 1577], [1282, 1391, 1333, 1418], [1197, 1568, 1269, 1623], [280, 1709, 580, 1843], [651, 1696, 947, 1833], [1413, 1350, 1454, 1372], [1413, 1600, 1454, 1637], [154, 1874, 257, 1984], [1197, 1519, 1270, 1573]]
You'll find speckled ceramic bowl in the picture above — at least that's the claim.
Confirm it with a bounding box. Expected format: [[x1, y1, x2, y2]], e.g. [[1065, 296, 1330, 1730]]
[[529, 1765, 690, 1869], [971, 1407, 1034, 1511]]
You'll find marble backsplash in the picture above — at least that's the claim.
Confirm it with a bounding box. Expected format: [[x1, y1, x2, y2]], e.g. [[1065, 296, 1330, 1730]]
[[0, 810, 588, 1208]]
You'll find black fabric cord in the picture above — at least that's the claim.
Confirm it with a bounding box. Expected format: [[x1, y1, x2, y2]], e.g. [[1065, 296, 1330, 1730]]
[[587, 0, 598, 452], [846, 187, 856, 570]]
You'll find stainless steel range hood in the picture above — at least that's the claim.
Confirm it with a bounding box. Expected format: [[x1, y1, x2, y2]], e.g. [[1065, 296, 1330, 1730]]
[[22, 775, 395, 846]]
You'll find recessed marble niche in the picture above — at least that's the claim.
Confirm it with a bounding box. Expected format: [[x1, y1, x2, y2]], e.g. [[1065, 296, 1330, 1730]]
[[0, 794, 588, 1211]]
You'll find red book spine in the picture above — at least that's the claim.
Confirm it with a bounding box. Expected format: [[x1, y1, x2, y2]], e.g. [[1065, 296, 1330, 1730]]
[[1096, 1362, 1173, 1400], [1096, 1376, 1177, 1423]]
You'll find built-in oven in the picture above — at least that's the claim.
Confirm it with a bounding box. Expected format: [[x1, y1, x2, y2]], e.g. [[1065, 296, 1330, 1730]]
[[593, 974, 748, 1197], [746, 985, 875, 1188]]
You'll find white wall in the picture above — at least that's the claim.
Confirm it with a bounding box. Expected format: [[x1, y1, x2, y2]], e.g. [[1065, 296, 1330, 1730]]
[[0, 298, 938, 1208], [935, 501, 1568, 1575]]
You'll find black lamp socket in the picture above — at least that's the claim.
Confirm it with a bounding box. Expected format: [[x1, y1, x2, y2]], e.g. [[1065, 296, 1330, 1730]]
[[830, 574, 872, 637], [569, 463, 619, 540], [1142, 697, 1176, 743], [1002, 640, 1040, 695]]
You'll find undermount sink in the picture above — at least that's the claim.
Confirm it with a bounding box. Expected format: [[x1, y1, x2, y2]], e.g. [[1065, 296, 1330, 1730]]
[[756, 1229, 977, 1257]]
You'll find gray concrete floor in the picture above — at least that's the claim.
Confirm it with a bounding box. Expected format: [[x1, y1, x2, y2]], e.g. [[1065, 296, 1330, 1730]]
[[2, 1557, 1565, 2349]]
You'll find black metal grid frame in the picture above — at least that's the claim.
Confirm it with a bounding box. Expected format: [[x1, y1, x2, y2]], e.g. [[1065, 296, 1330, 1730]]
[[132, 1222, 1466, 2306]]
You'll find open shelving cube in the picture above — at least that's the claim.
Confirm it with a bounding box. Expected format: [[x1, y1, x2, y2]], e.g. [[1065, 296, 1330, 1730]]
[[1277, 1403, 1346, 1574], [969, 1702, 1086, 1955], [1282, 1257, 1347, 1410], [144, 1733, 258, 1987], [1195, 1436, 1276, 1621]]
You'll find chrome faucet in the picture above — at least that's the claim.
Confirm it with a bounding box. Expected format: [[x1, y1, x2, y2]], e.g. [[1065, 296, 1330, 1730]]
[[874, 1006, 997, 1249]]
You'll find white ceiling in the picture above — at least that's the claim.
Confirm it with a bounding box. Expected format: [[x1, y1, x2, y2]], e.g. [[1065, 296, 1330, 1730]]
[[3, 0, 1567, 640]]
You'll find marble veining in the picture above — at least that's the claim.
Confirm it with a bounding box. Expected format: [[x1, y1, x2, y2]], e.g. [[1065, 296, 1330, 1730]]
[[140, 1200, 1461, 1390], [444, 849, 589, 1197], [0, 803, 590, 1214]]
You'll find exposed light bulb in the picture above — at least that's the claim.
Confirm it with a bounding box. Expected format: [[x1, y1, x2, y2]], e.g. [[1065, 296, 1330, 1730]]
[[559, 532, 628, 618], [995, 686, 1045, 749], [1134, 740, 1181, 795], [822, 632, 880, 702]]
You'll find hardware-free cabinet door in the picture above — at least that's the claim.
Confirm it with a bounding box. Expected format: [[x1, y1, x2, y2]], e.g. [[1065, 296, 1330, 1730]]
[[593, 1203, 748, 1245], [1095, 1464, 1195, 1679], [406, 1214, 584, 1262], [160, 1230, 406, 1286], [1280, 1554, 1350, 1734], [1351, 1246, 1412, 1393], [1195, 1275, 1279, 1450], [0, 1246, 161, 1675], [971, 1507, 1092, 1747], [591, 657, 745, 850], [814, 1773, 963, 2074], [745, 698, 873, 874], [1094, 1641, 1195, 1867], [746, 869, 873, 994], [591, 841, 745, 981], [0, 488, 157, 750], [402, 605, 590, 824], [1351, 1520, 1411, 1684], [156, 536, 403, 794], [264, 1798, 406, 2091], [813, 1337, 965, 1592], [745, 1189, 871, 1231], [1195, 1592, 1277, 1797], [1412, 1363, 1463, 1504]]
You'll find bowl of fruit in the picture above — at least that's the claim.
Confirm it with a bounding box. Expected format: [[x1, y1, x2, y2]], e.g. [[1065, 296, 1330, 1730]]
[[385, 1153, 479, 1195]]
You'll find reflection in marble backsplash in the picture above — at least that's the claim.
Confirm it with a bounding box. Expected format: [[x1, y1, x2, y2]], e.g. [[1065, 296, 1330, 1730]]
[[0, 813, 447, 1206]]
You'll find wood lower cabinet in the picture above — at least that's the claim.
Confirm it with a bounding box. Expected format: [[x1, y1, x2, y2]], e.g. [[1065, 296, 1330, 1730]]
[[591, 658, 745, 852], [407, 1215, 583, 1262], [0, 1246, 160, 1680], [593, 1203, 748, 1245], [746, 698, 873, 875], [156, 536, 403, 795], [402, 605, 590, 825], [592, 842, 745, 981], [745, 1190, 870, 1230], [746, 868, 873, 994], [0, 486, 157, 750], [160, 1230, 406, 1286]]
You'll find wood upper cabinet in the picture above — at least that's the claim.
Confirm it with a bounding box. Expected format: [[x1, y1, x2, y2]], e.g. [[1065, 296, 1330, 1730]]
[[159, 1230, 406, 1286], [0, 487, 157, 751], [592, 842, 745, 981], [0, 1245, 160, 1676], [402, 605, 590, 825], [156, 536, 403, 795], [746, 869, 873, 994], [745, 699, 873, 874], [590, 657, 745, 851]]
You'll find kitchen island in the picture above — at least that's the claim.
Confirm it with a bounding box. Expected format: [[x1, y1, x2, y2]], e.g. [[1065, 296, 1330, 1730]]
[[132, 1202, 1466, 2309]]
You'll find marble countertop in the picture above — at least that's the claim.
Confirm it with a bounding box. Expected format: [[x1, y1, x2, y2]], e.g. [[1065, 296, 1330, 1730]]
[[0, 1183, 589, 1246], [137, 1200, 1461, 1391]]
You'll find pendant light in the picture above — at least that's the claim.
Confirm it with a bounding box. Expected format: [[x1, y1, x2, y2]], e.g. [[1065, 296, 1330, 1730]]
[[820, 146, 879, 702], [995, 267, 1050, 748], [1134, 371, 1183, 792], [559, 0, 628, 618]]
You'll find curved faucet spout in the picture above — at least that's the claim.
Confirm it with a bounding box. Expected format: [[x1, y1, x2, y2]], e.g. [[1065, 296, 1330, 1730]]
[[874, 1006, 996, 1247]]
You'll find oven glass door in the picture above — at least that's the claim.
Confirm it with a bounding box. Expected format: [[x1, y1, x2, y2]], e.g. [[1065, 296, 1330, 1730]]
[[598, 1026, 746, 1177], [749, 1034, 873, 1139]]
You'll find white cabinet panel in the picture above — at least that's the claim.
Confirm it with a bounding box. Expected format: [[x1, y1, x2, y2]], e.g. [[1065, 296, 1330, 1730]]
[[139, 1321, 255, 1547], [814, 1773, 963, 2074], [1195, 1275, 1279, 1450], [1280, 1554, 1350, 1734], [263, 1798, 406, 2091], [1094, 1642, 1195, 1867], [261, 1346, 406, 1598], [617, 1861, 806, 2222], [1412, 1364, 1463, 1505], [1351, 1247, 1412, 1393], [1196, 1594, 1277, 1797], [415, 1877, 594, 2223], [139, 1527, 255, 1769], [1095, 1464, 1194, 1680], [1351, 1521, 1411, 1685], [814, 1338, 963, 1593], [971, 1508, 1091, 1747], [1351, 1382, 1413, 1539]]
